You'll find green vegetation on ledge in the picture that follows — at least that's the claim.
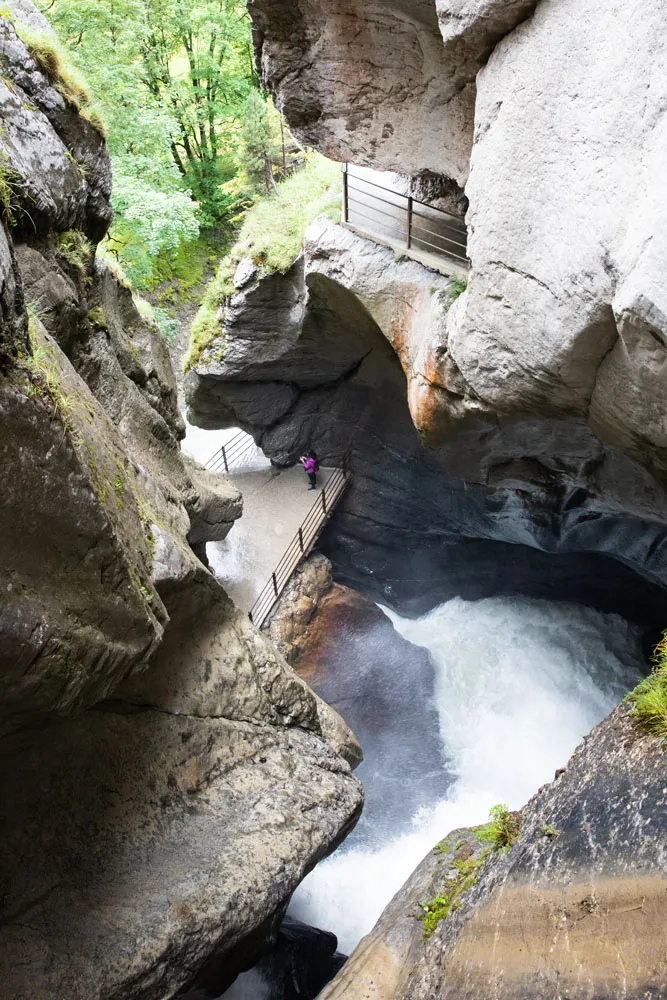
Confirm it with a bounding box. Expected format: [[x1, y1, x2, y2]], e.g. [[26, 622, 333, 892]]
[[475, 803, 521, 851], [419, 805, 522, 940], [625, 632, 667, 737], [8, 18, 105, 133], [183, 153, 342, 371], [419, 848, 486, 939]]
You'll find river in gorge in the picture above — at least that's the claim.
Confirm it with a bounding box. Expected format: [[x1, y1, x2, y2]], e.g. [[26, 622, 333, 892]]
[[223, 594, 644, 999], [181, 423, 646, 999]]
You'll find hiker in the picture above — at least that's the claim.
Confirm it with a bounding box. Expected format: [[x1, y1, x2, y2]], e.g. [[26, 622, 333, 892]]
[[300, 449, 319, 491]]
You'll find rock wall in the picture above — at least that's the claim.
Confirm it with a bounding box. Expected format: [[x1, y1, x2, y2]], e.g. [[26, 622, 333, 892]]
[[186, 221, 667, 631], [0, 8, 362, 998], [185, 0, 665, 636], [319, 703, 667, 999], [248, 0, 667, 509]]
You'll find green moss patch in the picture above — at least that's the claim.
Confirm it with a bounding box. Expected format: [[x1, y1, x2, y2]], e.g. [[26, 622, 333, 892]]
[[419, 805, 522, 940], [419, 849, 487, 939], [184, 153, 342, 371]]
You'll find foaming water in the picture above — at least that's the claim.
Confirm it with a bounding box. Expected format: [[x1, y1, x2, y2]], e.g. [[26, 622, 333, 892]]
[[290, 596, 643, 954]]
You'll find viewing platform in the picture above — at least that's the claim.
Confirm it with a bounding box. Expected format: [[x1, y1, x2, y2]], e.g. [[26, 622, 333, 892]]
[[342, 163, 469, 278]]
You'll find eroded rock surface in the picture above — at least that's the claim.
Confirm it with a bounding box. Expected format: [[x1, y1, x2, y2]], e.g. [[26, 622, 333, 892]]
[[0, 8, 362, 998], [321, 704, 667, 999], [186, 220, 667, 630], [266, 556, 449, 838]]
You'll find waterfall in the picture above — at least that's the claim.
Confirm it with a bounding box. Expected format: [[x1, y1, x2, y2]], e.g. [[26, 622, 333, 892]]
[[289, 595, 643, 954]]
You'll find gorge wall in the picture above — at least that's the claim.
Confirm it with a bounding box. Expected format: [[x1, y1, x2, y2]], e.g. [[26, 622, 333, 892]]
[[0, 8, 362, 998], [185, 0, 667, 633], [182, 6, 667, 993]]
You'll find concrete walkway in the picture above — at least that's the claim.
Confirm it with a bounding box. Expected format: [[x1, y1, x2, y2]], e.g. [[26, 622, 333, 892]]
[[208, 463, 334, 612]]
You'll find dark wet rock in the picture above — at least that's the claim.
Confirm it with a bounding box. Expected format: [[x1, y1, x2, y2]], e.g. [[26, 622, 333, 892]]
[[273, 568, 451, 841]]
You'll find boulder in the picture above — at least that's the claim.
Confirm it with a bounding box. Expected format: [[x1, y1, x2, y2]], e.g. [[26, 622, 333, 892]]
[[264, 553, 334, 662]]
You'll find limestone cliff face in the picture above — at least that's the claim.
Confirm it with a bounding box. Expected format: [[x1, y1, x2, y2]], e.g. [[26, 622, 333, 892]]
[[258, 0, 667, 487], [201, 0, 667, 625], [0, 9, 362, 999], [186, 221, 667, 627], [248, 0, 537, 187]]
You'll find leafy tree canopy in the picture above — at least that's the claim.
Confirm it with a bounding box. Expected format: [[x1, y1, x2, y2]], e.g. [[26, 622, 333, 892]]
[[38, 0, 261, 285]]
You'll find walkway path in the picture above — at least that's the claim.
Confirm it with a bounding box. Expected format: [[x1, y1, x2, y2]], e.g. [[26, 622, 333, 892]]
[[208, 463, 334, 612], [181, 419, 335, 612]]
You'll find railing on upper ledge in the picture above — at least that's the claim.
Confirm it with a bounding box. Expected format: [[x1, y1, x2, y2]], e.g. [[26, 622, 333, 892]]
[[249, 454, 352, 629], [342, 164, 470, 273]]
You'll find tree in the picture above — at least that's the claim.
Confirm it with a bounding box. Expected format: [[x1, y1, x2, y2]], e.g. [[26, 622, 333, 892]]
[[238, 90, 279, 194], [38, 0, 257, 284], [138, 0, 254, 217]]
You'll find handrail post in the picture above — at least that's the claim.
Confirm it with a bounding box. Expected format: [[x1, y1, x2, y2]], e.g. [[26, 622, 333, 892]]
[[407, 195, 413, 249], [322, 488, 327, 514], [343, 163, 349, 223], [222, 445, 229, 473], [298, 527, 304, 554], [272, 572, 279, 598]]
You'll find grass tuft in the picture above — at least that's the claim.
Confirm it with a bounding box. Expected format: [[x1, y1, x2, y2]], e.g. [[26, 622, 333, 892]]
[[475, 804, 521, 851], [0, 153, 19, 224], [446, 276, 468, 304], [56, 229, 93, 276], [625, 632, 667, 737], [183, 153, 341, 371]]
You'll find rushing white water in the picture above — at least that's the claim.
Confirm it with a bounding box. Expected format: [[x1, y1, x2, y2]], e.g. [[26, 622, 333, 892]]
[[290, 595, 643, 954]]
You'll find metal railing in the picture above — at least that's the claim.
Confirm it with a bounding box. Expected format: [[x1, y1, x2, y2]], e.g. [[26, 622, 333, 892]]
[[206, 430, 258, 473], [343, 164, 469, 268], [249, 456, 352, 629]]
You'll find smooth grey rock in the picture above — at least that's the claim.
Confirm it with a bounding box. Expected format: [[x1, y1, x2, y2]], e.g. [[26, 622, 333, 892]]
[[248, 0, 474, 183], [234, 255, 259, 289], [186, 218, 667, 625]]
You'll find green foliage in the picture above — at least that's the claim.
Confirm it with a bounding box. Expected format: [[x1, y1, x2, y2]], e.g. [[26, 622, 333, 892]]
[[56, 229, 93, 276], [446, 276, 468, 303], [234, 153, 341, 272], [625, 632, 667, 737], [419, 850, 488, 940], [238, 90, 279, 193], [0, 154, 19, 224], [184, 153, 341, 371], [475, 804, 522, 852], [419, 806, 523, 940]]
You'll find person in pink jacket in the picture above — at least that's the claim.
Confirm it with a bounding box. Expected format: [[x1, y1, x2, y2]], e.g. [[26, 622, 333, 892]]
[[299, 450, 318, 491]]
